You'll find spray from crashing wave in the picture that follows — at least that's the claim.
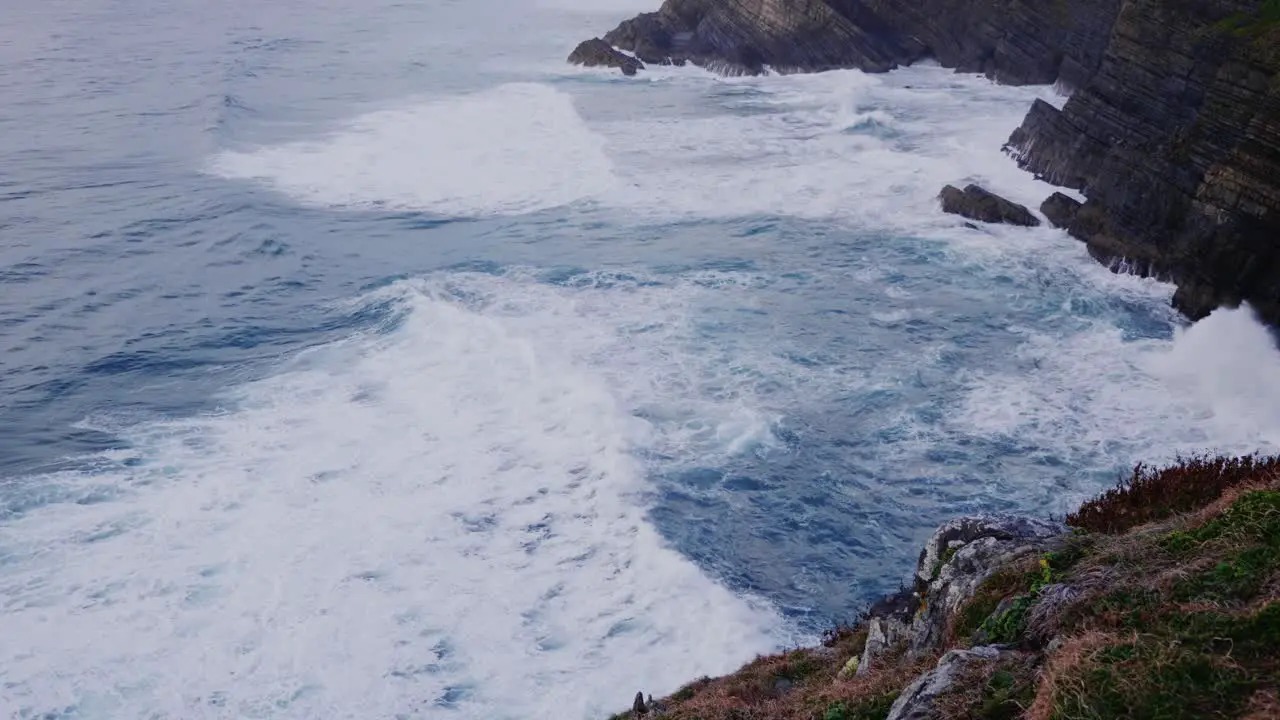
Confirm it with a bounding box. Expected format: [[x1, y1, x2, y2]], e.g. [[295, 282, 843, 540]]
[[211, 83, 618, 217], [0, 276, 792, 720]]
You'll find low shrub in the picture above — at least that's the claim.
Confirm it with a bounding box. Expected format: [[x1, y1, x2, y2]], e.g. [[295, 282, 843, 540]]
[[1067, 455, 1280, 534]]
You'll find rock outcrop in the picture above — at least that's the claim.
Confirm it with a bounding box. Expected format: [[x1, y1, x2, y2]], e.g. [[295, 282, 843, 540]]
[[1009, 4, 1280, 324], [906, 515, 1064, 655], [604, 458, 1280, 720], [855, 514, 1064, 676], [939, 184, 1041, 227], [568, 38, 645, 75], [1040, 191, 1083, 229], [884, 646, 1003, 720], [598, 0, 924, 75], [578, 0, 1120, 83]]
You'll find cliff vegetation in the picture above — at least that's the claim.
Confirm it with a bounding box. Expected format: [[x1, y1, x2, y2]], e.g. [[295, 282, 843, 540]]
[[608, 455, 1280, 720]]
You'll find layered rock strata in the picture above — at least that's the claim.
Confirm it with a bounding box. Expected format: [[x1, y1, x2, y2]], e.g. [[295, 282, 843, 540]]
[[572, 0, 1280, 325], [1007, 4, 1280, 323], [576, 0, 1120, 84]]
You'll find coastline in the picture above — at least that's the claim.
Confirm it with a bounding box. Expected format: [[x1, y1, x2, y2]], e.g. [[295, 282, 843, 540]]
[[569, 0, 1280, 326], [606, 455, 1280, 719]]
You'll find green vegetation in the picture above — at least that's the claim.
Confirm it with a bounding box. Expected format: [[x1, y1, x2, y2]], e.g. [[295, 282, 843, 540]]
[[974, 551, 1068, 644], [976, 668, 1036, 720], [1044, 489, 1280, 718], [1051, 638, 1257, 720], [978, 594, 1035, 644], [931, 545, 960, 580], [821, 693, 898, 720], [603, 457, 1279, 720], [1165, 491, 1280, 603]]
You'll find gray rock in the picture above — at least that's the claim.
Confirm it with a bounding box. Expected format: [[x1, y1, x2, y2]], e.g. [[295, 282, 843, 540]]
[[939, 185, 1041, 227], [567, 38, 644, 76], [1041, 192, 1083, 229], [914, 515, 1064, 587], [886, 646, 1002, 720], [858, 586, 919, 675], [909, 514, 1064, 656], [857, 614, 911, 676]]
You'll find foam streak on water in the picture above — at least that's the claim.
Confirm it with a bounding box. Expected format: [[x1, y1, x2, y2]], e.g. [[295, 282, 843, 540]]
[[211, 83, 619, 216], [0, 279, 786, 719]]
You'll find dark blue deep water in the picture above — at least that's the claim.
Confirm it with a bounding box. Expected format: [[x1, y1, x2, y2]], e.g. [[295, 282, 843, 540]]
[[4, 1, 1280, 717]]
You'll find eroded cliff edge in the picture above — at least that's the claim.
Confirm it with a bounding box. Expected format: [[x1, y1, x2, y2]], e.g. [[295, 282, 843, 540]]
[[608, 455, 1280, 720], [571, 0, 1280, 325]]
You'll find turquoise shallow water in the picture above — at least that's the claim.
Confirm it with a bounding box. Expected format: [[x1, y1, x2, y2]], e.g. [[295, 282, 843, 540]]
[[4, 0, 1280, 717]]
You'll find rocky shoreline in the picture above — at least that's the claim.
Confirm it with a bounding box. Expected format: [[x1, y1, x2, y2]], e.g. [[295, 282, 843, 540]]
[[569, 0, 1280, 326]]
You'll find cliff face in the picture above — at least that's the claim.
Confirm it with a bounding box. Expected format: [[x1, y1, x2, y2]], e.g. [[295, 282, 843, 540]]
[[574, 0, 1280, 326], [597, 0, 926, 75], [595, 0, 1120, 85], [1008, 3, 1280, 324]]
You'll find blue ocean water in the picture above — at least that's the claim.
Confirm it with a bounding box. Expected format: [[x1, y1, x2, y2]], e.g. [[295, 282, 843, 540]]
[[4, 0, 1280, 717]]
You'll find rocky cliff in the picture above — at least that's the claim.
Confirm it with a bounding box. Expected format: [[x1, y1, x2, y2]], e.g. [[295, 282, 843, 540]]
[[571, 0, 1280, 326], [607, 455, 1280, 719], [1008, 3, 1280, 324]]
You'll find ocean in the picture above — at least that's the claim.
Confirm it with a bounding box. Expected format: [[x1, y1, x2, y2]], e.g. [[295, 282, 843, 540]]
[[3, 0, 1280, 717]]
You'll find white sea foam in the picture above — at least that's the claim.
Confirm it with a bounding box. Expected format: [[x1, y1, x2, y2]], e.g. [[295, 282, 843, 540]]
[[955, 305, 1280, 505], [210, 83, 617, 217], [580, 65, 1064, 228], [0, 274, 798, 720]]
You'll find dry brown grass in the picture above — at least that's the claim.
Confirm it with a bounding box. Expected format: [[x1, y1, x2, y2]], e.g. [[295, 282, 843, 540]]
[[606, 459, 1280, 720], [633, 640, 931, 720], [1025, 632, 1124, 720], [1068, 455, 1280, 534]]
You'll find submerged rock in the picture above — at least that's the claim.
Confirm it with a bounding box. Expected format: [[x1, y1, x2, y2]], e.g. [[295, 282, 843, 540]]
[[939, 185, 1041, 227], [567, 38, 644, 76], [1041, 191, 1083, 229]]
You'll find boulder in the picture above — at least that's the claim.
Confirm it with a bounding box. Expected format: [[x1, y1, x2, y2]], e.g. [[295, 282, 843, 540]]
[[857, 586, 916, 675], [567, 38, 644, 76], [908, 514, 1064, 656], [1040, 192, 1083, 229], [885, 646, 1003, 720], [939, 184, 1041, 227]]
